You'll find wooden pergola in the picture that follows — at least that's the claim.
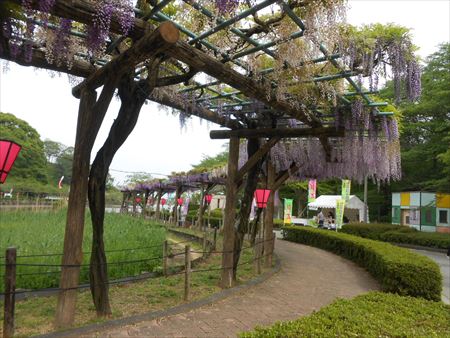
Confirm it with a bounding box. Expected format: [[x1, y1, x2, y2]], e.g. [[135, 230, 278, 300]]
[[1, 0, 403, 327]]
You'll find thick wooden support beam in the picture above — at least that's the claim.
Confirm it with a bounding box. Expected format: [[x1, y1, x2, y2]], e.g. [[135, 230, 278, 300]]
[[273, 163, 301, 191], [220, 137, 239, 288], [73, 22, 179, 98], [235, 137, 280, 184], [210, 127, 344, 139], [0, 48, 94, 78], [167, 42, 321, 127]]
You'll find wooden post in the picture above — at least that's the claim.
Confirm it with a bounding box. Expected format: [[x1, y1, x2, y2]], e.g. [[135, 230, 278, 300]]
[[3, 248, 17, 338], [264, 162, 275, 268], [184, 245, 191, 301], [220, 137, 239, 288], [163, 240, 168, 277], [213, 228, 217, 251], [202, 233, 207, 258], [253, 240, 259, 273]]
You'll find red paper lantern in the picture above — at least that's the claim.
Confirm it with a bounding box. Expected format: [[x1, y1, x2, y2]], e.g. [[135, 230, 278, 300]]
[[161, 198, 167, 206], [205, 194, 213, 205], [254, 189, 271, 209], [135, 197, 142, 204], [0, 140, 22, 184], [177, 198, 183, 206]]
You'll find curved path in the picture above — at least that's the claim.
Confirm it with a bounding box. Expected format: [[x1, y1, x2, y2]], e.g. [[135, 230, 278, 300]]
[[89, 240, 379, 337]]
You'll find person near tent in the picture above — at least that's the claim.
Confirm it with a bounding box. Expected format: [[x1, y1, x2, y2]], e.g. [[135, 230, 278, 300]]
[[327, 211, 334, 225], [317, 209, 325, 228]]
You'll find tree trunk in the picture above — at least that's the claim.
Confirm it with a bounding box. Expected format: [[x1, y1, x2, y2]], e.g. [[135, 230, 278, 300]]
[[87, 75, 153, 316], [55, 80, 117, 328], [232, 138, 262, 280]]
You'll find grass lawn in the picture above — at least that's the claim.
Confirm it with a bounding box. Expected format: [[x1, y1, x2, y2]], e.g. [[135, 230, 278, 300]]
[[0, 209, 166, 291], [1, 220, 270, 337]]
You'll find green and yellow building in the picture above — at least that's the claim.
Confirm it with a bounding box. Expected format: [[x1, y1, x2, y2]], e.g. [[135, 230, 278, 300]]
[[392, 192, 450, 233]]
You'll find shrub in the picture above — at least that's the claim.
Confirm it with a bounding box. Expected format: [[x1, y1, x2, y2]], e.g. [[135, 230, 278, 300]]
[[241, 292, 450, 337], [340, 223, 407, 240], [282, 226, 442, 301], [380, 230, 450, 249], [341, 223, 450, 249], [273, 219, 284, 228]]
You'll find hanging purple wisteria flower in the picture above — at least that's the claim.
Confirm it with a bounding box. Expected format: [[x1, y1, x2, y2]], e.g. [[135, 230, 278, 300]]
[[215, 0, 240, 16]]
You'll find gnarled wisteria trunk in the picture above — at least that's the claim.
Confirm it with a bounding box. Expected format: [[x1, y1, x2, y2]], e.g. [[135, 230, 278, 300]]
[[88, 74, 155, 316]]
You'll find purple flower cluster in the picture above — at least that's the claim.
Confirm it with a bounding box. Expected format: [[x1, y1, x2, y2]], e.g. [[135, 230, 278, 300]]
[[240, 116, 402, 184], [49, 18, 73, 67], [215, 0, 240, 16], [87, 0, 134, 56]]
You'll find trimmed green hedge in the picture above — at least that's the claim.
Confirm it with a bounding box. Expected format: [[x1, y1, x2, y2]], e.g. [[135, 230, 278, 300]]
[[341, 223, 450, 249], [241, 292, 450, 337], [282, 226, 442, 301]]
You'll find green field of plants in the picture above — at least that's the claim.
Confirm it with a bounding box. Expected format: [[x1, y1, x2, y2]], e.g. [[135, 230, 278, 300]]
[[0, 209, 166, 292]]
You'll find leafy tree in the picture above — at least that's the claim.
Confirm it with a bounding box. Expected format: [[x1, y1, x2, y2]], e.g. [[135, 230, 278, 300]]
[[380, 43, 450, 192], [123, 172, 153, 185], [190, 149, 229, 172], [53, 146, 74, 185], [43, 139, 65, 163], [0, 112, 47, 183]]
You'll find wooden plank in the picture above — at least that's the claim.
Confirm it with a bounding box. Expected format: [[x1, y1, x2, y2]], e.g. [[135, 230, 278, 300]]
[[235, 137, 280, 184], [220, 137, 239, 288], [72, 21, 179, 98], [273, 164, 301, 191], [210, 127, 344, 139], [3, 248, 16, 338]]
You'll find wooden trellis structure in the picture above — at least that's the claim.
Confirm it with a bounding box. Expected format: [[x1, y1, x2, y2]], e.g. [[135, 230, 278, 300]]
[[1, 0, 408, 328]]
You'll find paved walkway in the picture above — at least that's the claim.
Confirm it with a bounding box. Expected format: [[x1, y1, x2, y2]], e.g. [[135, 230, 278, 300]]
[[411, 249, 450, 304], [88, 240, 379, 337]]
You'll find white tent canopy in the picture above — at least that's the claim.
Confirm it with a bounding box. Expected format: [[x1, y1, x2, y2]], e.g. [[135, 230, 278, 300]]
[[308, 195, 367, 222]]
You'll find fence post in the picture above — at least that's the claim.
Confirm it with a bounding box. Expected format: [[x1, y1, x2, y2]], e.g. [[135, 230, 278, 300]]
[[3, 247, 17, 338], [184, 245, 191, 301], [202, 233, 207, 258], [213, 228, 217, 251], [257, 240, 262, 274], [253, 240, 260, 274], [163, 240, 168, 277]]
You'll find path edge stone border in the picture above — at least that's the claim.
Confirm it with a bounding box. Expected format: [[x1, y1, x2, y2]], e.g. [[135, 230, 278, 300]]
[[36, 255, 282, 338]]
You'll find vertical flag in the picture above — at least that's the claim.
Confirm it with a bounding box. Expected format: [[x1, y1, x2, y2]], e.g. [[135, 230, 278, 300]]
[[283, 198, 293, 224], [308, 179, 317, 203], [182, 197, 190, 216], [58, 176, 64, 189], [336, 199, 346, 229], [341, 179, 351, 201]]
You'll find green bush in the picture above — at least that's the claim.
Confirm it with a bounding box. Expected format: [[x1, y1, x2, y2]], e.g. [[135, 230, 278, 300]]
[[273, 219, 284, 228], [241, 292, 450, 337], [341, 223, 450, 249], [380, 230, 450, 249], [340, 223, 407, 239], [282, 226, 442, 301]]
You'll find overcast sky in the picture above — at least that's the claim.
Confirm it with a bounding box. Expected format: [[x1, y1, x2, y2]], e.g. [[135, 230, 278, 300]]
[[0, 0, 449, 186]]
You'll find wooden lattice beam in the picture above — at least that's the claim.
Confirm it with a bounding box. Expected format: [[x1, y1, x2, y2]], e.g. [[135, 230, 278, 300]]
[[210, 127, 344, 139]]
